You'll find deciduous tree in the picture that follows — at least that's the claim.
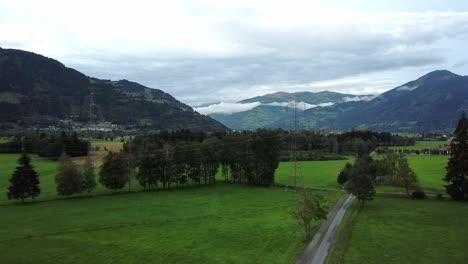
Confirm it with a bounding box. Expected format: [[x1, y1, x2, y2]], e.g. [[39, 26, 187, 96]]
[[99, 151, 129, 192], [346, 156, 375, 205], [55, 153, 83, 196], [292, 188, 327, 241]]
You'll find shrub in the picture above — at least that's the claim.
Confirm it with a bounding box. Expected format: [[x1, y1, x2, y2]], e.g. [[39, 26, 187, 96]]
[[435, 193, 443, 200], [412, 190, 427, 199]]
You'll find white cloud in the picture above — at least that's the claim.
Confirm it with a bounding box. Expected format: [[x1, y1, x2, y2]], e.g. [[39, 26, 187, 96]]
[[195, 100, 336, 115], [194, 102, 261, 115], [1, 1, 468, 104], [397, 85, 419, 91], [342, 95, 377, 102], [265, 101, 335, 110]]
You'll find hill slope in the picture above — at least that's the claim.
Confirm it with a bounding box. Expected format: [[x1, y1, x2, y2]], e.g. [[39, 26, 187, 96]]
[[330, 70, 468, 132], [0, 48, 226, 131]]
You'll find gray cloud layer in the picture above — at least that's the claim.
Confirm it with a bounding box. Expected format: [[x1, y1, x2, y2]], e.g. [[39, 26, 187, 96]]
[[1, 1, 468, 105]]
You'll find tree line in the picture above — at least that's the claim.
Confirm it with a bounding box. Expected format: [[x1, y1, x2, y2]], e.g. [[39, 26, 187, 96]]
[[0, 132, 89, 158], [127, 129, 283, 188]]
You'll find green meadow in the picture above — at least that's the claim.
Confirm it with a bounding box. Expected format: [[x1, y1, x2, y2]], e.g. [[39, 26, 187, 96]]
[[328, 195, 468, 264], [375, 155, 448, 193], [0, 153, 342, 263], [275, 159, 351, 188]]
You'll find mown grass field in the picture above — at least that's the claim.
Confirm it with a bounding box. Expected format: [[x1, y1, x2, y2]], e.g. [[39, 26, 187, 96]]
[[375, 155, 448, 193], [328, 195, 468, 264], [0, 152, 342, 263], [389, 140, 449, 151], [275, 159, 351, 188]]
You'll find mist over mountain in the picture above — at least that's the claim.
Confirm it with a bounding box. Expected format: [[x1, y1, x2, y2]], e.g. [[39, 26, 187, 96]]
[[208, 70, 467, 132], [205, 91, 369, 130]]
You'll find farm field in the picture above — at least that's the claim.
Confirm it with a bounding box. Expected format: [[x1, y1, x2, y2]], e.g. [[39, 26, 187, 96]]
[[375, 155, 448, 193], [328, 195, 468, 264], [275, 159, 351, 188], [389, 140, 449, 151], [0, 182, 341, 263]]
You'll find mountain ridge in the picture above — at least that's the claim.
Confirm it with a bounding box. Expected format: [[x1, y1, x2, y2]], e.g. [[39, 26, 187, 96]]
[[0, 47, 226, 131]]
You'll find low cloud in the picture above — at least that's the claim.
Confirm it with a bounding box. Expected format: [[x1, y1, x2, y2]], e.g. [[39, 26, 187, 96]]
[[195, 102, 261, 115], [396, 85, 419, 91], [265, 101, 335, 110], [342, 95, 376, 102], [196, 101, 335, 115]]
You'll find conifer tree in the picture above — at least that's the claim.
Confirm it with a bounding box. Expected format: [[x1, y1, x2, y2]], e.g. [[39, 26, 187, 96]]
[[7, 152, 41, 202], [444, 112, 468, 200]]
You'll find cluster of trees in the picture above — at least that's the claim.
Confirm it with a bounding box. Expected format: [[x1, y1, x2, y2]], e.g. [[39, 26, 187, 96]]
[[444, 112, 468, 200], [337, 153, 420, 204], [390, 148, 450, 156], [128, 129, 283, 188], [282, 130, 415, 160], [0, 132, 89, 158]]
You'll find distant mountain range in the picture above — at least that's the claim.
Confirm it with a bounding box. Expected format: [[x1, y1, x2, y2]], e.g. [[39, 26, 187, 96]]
[[209, 91, 373, 130], [208, 70, 468, 132], [0, 48, 226, 131]]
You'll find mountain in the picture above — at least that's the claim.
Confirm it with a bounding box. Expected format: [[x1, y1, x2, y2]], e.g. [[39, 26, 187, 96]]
[[330, 70, 468, 132], [210, 105, 292, 130], [274, 70, 468, 132], [209, 70, 468, 132], [238, 91, 363, 104], [267, 101, 366, 130], [208, 91, 367, 130], [0, 48, 226, 131]]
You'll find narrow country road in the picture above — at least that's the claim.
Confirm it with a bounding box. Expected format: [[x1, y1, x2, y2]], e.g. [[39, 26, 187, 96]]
[[309, 194, 355, 264]]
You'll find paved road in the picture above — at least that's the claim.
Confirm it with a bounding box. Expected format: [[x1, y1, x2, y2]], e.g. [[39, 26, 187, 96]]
[[310, 194, 355, 264], [294, 194, 349, 264]]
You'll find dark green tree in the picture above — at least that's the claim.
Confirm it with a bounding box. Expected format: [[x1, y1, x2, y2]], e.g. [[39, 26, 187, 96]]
[[346, 156, 376, 205], [55, 153, 84, 196], [444, 112, 468, 200], [337, 162, 352, 185], [292, 188, 327, 241], [7, 152, 41, 202], [136, 155, 159, 190], [99, 151, 130, 192]]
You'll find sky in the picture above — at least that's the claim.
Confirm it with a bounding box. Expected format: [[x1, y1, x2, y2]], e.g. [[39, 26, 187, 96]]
[[1, 0, 468, 109]]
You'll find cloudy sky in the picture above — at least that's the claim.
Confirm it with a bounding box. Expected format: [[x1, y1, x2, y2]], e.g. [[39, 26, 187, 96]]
[[1, 0, 468, 106]]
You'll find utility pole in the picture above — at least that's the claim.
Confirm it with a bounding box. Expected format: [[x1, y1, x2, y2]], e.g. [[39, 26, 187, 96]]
[[293, 100, 297, 189]]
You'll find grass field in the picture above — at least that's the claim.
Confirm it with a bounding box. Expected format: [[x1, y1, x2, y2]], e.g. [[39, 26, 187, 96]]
[[375, 155, 448, 193], [389, 140, 449, 151], [0, 152, 343, 263], [275, 160, 351, 188], [328, 195, 468, 264], [0, 182, 341, 263]]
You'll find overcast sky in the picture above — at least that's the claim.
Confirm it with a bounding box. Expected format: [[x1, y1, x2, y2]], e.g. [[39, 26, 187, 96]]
[[1, 0, 468, 106]]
